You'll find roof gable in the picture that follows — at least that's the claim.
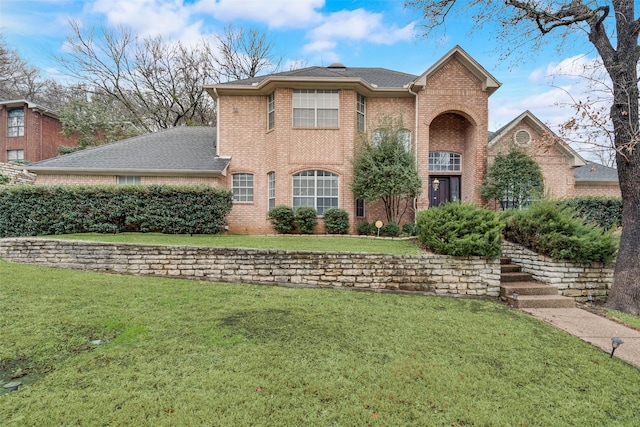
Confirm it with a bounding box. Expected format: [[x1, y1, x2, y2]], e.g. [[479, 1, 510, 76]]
[[413, 46, 501, 95], [489, 110, 586, 167]]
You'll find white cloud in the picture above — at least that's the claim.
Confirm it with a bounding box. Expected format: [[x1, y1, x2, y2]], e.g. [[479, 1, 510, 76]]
[[90, 0, 196, 38], [303, 8, 414, 61], [193, 0, 324, 28]]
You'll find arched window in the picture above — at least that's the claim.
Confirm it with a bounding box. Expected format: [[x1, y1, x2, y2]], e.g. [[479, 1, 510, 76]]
[[428, 152, 462, 171], [292, 170, 338, 215]]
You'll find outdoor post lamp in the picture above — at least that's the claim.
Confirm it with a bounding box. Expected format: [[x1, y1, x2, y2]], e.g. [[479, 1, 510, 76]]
[[610, 337, 624, 358], [512, 292, 519, 306], [432, 178, 439, 206]]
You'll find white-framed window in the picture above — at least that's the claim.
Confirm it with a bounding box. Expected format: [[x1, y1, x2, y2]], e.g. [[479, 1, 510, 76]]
[[267, 93, 275, 130], [356, 199, 365, 218], [117, 176, 141, 185], [7, 109, 24, 137], [356, 93, 366, 131], [293, 89, 339, 128], [7, 149, 24, 162], [373, 128, 411, 152], [267, 171, 275, 210], [292, 170, 338, 215], [428, 152, 462, 171], [232, 173, 254, 202]]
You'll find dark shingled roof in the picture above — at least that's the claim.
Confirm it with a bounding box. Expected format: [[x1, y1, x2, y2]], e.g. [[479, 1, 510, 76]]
[[220, 66, 418, 89], [27, 126, 229, 176], [574, 162, 619, 182]]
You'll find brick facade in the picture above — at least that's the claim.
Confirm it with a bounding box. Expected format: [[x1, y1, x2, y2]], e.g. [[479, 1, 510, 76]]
[[0, 101, 78, 163]]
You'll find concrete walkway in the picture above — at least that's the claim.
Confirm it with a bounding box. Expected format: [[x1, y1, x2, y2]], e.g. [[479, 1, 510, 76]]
[[522, 307, 640, 367]]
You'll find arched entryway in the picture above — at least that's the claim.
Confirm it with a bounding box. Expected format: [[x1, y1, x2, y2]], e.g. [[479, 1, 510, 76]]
[[426, 112, 480, 206]]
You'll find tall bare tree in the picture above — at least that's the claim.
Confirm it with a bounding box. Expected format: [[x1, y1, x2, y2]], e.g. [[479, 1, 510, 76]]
[[406, 0, 640, 314], [213, 25, 282, 82], [57, 21, 220, 132], [0, 36, 44, 101]]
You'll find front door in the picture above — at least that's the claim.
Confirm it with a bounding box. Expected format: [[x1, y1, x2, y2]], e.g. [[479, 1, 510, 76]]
[[429, 176, 460, 207]]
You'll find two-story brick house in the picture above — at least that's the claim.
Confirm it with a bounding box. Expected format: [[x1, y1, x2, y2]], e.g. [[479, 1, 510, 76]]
[[26, 46, 619, 234], [0, 99, 78, 163], [205, 46, 500, 233]]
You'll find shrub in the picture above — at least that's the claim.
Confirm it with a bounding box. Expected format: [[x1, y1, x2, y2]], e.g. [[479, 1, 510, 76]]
[[268, 206, 295, 234], [402, 223, 416, 236], [357, 221, 374, 235], [503, 200, 618, 263], [416, 203, 503, 258], [560, 196, 622, 230], [0, 185, 232, 237], [381, 221, 400, 237], [323, 208, 350, 234], [294, 207, 318, 234]]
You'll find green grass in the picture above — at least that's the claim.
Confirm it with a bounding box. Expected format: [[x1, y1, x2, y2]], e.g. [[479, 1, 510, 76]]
[[604, 308, 640, 330], [43, 232, 425, 255], [1, 260, 639, 426]]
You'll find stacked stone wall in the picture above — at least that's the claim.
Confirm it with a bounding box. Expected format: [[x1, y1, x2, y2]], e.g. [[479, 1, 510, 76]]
[[0, 162, 36, 185], [502, 241, 614, 302], [0, 238, 501, 297]]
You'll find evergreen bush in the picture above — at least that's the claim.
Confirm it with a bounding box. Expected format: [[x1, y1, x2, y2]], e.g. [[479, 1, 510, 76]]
[[294, 207, 318, 234], [416, 203, 503, 258], [267, 206, 295, 234], [503, 200, 618, 263], [0, 185, 233, 237], [402, 223, 416, 236], [381, 221, 400, 237], [357, 221, 374, 235], [323, 208, 350, 234]]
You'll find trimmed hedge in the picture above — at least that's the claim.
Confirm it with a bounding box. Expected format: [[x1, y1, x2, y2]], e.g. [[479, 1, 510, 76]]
[[559, 196, 622, 230], [294, 207, 318, 234], [268, 206, 295, 234], [503, 200, 617, 264], [416, 203, 504, 258], [0, 185, 233, 237]]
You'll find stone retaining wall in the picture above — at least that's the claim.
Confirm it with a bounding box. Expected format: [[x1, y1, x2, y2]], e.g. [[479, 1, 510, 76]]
[[0, 162, 36, 186], [0, 238, 501, 297], [502, 241, 614, 302]]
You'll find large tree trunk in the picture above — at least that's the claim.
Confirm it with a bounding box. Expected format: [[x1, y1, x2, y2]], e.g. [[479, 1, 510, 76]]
[[599, 0, 640, 314]]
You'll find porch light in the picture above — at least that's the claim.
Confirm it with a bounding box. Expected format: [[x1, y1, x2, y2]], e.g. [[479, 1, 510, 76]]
[[432, 178, 440, 191], [610, 337, 624, 358]]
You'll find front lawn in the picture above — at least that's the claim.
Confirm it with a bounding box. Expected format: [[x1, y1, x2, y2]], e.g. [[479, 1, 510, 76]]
[[1, 260, 639, 426], [45, 232, 425, 255]]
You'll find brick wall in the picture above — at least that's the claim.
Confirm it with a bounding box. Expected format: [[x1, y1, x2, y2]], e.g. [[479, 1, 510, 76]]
[[502, 241, 614, 303], [574, 183, 621, 197], [0, 238, 502, 297]]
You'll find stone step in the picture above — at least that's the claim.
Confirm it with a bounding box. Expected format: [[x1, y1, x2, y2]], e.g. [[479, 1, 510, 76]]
[[500, 257, 512, 265], [501, 264, 522, 274], [500, 282, 559, 298], [501, 272, 533, 283], [508, 294, 576, 309]]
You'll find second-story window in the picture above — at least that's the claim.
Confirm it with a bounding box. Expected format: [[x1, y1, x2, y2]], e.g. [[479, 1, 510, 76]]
[[293, 89, 339, 128], [7, 109, 24, 137], [356, 94, 366, 131], [267, 93, 275, 130]]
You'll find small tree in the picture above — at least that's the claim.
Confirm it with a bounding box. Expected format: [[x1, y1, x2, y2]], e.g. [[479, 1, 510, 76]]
[[351, 115, 422, 223], [481, 147, 544, 210]]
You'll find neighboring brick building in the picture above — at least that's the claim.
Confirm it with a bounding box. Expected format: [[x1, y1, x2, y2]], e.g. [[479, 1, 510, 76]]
[[26, 46, 620, 234], [0, 100, 79, 163]]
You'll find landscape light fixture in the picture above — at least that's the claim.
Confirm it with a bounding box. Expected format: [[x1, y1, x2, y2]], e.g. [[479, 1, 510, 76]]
[[610, 337, 624, 358], [512, 292, 519, 306], [587, 293, 594, 309]]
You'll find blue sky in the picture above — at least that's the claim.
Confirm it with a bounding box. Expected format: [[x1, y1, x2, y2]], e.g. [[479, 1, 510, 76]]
[[1, 0, 601, 146]]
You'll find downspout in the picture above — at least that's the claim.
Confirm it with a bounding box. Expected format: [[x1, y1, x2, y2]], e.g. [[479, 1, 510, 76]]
[[407, 82, 419, 216], [40, 110, 44, 161], [212, 87, 220, 157]]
